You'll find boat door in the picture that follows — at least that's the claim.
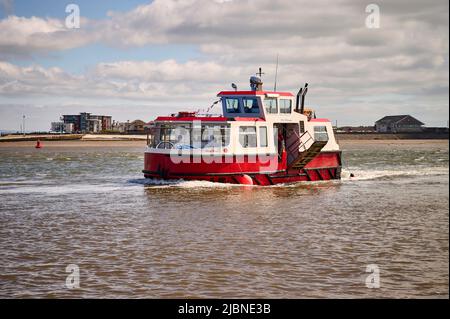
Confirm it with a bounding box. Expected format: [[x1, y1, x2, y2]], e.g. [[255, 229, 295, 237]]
[[285, 123, 300, 166], [274, 124, 285, 162]]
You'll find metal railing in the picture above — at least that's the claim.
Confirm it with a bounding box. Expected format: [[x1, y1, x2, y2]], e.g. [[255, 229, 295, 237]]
[[287, 130, 315, 154], [298, 131, 315, 152]]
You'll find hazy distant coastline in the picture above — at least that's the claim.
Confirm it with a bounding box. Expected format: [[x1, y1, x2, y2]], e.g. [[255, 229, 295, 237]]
[[0, 131, 447, 144]]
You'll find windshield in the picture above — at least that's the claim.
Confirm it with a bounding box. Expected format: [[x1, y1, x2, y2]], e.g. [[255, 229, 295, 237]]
[[149, 123, 231, 149]]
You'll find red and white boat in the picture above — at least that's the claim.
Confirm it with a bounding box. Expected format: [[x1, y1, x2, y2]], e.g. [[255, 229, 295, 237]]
[[143, 72, 342, 185]]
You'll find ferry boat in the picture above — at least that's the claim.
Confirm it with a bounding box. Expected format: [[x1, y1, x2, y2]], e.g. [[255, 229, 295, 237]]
[[143, 71, 342, 185]]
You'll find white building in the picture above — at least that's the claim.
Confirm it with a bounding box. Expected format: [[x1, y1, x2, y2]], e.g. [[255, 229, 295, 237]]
[[51, 122, 65, 132]]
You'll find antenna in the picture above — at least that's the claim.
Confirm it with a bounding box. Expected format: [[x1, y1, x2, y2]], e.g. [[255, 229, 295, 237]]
[[256, 67, 264, 77], [274, 54, 279, 91]]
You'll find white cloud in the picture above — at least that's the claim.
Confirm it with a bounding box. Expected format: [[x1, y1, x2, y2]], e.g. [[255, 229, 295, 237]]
[[0, 15, 96, 59], [0, 59, 242, 100], [0, 0, 448, 130]]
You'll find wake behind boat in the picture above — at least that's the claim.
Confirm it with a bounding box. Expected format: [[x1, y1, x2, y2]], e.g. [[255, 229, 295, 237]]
[[143, 70, 341, 185]]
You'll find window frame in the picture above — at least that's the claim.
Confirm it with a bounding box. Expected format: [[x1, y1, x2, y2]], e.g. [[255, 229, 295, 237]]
[[259, 126, 268, 147], [279, 99, 292, 114], [313, 126, 329, 142], [299, 121, 305, 133], [242, 97, 260, 114], [264, 98, 278, 114], [239, 126, 258, 148], [224, 97, 241, 113]]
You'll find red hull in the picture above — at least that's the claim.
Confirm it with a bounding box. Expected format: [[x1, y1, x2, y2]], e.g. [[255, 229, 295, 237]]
[[143, 151, 342, 186]]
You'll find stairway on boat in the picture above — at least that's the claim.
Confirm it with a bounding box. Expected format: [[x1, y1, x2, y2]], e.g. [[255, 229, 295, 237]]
[[287, 131, 328, 170]]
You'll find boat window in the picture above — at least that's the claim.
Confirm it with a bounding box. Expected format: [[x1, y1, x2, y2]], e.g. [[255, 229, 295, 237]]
[[264, 98, 278, 114], [151, 124, 230, 149], [239, 126, 257, 148], [279, 99, 292, 113], [313, 126, 329, 142], [242, 97, 260, 114], [259, 126, 268, 147], [158, 124, 191, 149], [299, 121, 305, 133], [200, 124, 230, 148], [224, 97, 241, 113]]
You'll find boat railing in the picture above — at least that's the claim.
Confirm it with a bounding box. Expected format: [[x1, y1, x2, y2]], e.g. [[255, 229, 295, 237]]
[[298, 131, 315, 152], [287, 131, 315, 154]]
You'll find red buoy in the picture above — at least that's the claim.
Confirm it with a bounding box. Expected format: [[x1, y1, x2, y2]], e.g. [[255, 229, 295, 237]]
[[35, 140, 42, 149]]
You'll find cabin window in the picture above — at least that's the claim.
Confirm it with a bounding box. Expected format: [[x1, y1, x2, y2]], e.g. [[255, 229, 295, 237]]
[[242, 97, 260, 114], [313, 126, 329, 142], [239, 126, 257, 148], [264, 98, 278, 114], [200, 124, 230, 148], [156, 124, 191, 149], [152, 123, 230, 149], [259, 126, 268, 147], [224, 97, 240, 113], [299, 121, 305, 133], [279, 99, 292, 113]]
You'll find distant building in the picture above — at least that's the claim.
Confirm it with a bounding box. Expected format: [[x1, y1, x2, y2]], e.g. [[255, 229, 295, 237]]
[[112, 119, 147, 134], [375, 115, 425, 133], [61, 113, 112, 133], [127, 120, 146, 133], [50, 122, 75, 133], [64, 123, 74, 133], [51, 122, 65, 133]]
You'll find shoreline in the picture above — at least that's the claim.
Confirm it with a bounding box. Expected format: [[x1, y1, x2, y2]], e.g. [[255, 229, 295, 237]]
[[0, 139, 448, 148], [1, 132, 447, 144], [335, 132, 448, 140], [0, 133, 147, 143], [0, 140, 147, 148]]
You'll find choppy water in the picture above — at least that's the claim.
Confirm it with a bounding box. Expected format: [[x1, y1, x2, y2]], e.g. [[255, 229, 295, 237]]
[[0, 140, 448, 298]]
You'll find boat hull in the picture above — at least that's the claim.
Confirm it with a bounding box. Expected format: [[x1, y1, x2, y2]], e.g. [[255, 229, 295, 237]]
[[143, 151, 342, 186]]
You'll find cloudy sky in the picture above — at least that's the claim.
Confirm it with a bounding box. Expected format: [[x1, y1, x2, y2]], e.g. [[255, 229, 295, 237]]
[[0, 0, 448, 131]]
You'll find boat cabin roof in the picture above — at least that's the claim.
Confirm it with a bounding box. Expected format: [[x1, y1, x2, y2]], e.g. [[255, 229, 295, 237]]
[[153, 90, 314, 124], [154, 115, 263, 122], [217, 91, 293, 97]]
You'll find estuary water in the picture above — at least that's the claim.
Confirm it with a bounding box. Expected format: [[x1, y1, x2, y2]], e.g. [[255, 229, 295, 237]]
[[0, 140, 448, 298]]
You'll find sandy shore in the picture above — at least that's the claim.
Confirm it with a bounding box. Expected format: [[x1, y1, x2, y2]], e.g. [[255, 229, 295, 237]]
[[0, 140, 147, 148], [0, 139, 447, 148]]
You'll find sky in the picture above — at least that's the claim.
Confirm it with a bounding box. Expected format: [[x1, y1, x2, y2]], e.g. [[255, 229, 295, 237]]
[[0, 0, 448, 131]]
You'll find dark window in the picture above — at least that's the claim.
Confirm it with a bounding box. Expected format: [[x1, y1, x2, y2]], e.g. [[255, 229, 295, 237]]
[[242, 97, 260, 113], [299, 121, 305, 133], [225, 98, 240, 113], [279, 99, 292, 113]]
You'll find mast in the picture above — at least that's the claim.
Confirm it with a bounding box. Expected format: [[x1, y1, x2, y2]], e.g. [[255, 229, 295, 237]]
[[274, 54, 279, 91]]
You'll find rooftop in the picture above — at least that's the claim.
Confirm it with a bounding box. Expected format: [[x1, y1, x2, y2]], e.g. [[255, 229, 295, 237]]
[[375, 115, 424, 126]]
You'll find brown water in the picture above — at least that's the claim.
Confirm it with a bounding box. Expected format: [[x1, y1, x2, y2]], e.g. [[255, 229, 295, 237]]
[[0, 140, 448, 298]]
